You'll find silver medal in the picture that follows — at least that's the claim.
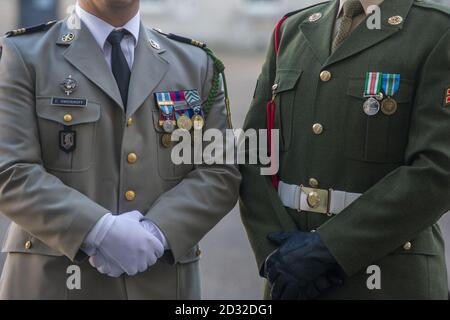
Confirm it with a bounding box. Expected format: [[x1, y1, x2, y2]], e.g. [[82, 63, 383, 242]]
[[163, 119, 175, 133], [363, 97, 380, 116]]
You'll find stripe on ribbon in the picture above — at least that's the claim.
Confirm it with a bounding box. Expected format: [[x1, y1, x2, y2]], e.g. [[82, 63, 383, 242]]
[[364, 72, 383, 96], [382, 73, 401, 97], [185, 90, 201, 105]]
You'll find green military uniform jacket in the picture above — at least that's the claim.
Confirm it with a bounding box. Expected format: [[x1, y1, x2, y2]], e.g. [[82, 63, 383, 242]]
[[240, 0, 449, 299], [0, 19, 240, 299]]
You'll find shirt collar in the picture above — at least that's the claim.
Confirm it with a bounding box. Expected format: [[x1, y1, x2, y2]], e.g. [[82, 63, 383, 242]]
[[75, 3, 140, 49], [338, 0, 385, 17]]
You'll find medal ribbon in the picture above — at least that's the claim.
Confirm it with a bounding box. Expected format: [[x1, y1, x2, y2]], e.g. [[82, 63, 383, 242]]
[[170, 91, 189, 120], [364, 72, 383, 96], [156, 92, 175, 124], [382, 73, 400, 97], [185, 90, 204, 116]]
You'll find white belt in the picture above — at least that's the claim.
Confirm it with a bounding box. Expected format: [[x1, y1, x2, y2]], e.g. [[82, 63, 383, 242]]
[[278, 181, 362, 216]]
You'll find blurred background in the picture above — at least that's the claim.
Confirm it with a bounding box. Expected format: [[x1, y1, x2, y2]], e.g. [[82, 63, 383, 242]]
[[0, 0, 448, 299]]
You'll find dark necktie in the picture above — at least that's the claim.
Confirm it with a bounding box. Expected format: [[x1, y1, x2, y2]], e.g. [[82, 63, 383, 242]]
[[107, 29, 131, 109], [331, 0, 364, 53]]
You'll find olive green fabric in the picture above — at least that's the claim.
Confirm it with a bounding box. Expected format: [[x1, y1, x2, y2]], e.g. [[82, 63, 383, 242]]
[[240, 0, 449, 299]]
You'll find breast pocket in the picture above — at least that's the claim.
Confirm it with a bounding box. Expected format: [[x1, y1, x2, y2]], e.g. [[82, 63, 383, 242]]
[[152, 111, 194, 180], [344, 78, 414, 163], [273, 69, 303, 152], [36, 97, 100, 172]]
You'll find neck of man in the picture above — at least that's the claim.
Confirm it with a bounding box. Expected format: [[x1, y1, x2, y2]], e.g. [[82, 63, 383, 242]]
[[78, 1, 139, 27]]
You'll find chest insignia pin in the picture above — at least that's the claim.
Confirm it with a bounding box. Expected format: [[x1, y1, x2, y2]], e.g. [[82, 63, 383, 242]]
[[60, 75, 78, 96]]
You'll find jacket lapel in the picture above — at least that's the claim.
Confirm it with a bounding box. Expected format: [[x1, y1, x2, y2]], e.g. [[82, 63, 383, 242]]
[[298, 0, 339, 66], [60, 20, 125, 111], [324, 0, 414, 67], [126, 25, 169, 117]]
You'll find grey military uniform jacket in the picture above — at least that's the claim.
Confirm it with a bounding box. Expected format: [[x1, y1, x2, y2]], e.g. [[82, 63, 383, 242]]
[[0, 20, 240, 299]]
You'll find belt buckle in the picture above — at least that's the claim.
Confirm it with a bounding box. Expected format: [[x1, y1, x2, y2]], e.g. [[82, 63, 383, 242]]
[[300, 185, 331, 216]]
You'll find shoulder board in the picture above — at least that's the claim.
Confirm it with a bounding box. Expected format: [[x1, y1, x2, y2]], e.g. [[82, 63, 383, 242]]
[[283, 0, 330, 19], [413, 0, 450, 15], [152, 28, 207, 49], [5, 20, 57, 38]]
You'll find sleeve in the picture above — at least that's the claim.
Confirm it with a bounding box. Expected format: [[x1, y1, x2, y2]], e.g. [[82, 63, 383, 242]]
[[0, 38, 109, 261], [239, 29, 298, 269], [317, 29, 450, 276], [145, 51, 241, 263]]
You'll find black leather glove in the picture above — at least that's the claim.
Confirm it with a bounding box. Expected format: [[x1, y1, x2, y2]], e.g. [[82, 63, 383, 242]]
[[262, 231, 345, 300]]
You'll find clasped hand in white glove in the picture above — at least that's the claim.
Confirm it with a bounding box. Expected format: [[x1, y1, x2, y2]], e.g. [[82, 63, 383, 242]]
[[88, 211, 164, 277]]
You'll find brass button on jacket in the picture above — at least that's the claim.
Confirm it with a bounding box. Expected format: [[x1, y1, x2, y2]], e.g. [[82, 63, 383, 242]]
[[403, 242, 412, 251], [309, 178, 319, 188], [312, 123, 324, 135], [25, 240, 32, 250], [127, 153, 138, 164], [127, 117, 134, 126], [125, 190, 136, 201], [63, 114, 73, 123], [320, 70, 331, 82]]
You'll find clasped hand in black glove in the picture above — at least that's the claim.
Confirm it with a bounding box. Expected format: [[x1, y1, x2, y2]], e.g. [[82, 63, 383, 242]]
[[262, 231, 345, 300]]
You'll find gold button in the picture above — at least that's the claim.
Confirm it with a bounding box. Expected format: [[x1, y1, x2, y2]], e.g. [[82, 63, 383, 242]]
[[312, 123, 324, 135], [63, 114, 73, 123], [196, 249, 202, 257], [320, 71, 331, 82], [309, 178, 319, 188], [125, 190, 136, 201], [307, 191, 321, 208], [403, 241, 412, 251], [127, 117, 134, 126], [127, 153, 137, 164], [25, 240, 32, 250]]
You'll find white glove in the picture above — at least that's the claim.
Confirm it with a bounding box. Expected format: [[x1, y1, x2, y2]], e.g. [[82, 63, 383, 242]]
[[85, 211, 164, 277], [89, 252, 124, 277], [141, 219, 170, 250]]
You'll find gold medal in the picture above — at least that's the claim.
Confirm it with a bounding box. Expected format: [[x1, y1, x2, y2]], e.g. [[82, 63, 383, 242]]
[[192, 114, 204, 130], [177, 114, 193, 131], [381, 97, 398, 115], [161, 133, 173, 148]]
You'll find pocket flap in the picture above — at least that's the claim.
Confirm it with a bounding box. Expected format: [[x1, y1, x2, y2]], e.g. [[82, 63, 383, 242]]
[[36, 97, 100, 126], [347, 77, 414, 103], [273, 69, 303, 94]]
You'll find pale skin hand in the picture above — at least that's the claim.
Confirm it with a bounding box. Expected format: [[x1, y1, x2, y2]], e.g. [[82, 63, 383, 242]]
[[78, 0, 140, 27]]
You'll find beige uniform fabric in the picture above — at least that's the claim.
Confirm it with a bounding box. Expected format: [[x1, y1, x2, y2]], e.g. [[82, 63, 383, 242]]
[[0, 19, 240, 299]]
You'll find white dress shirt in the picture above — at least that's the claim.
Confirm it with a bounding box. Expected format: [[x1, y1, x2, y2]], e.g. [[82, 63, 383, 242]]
[[75, 3, 140, 70], [77, 3, 169, 254]]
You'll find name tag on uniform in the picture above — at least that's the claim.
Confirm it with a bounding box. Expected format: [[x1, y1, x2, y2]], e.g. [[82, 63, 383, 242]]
[[51, 97, 88, 107]]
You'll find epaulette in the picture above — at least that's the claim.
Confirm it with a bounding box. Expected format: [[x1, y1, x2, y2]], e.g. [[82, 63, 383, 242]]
[[283, 1, 330, 19], [153, 28, 232, 127], [413, 0, 450, 15], [5, 20, 57, 38]]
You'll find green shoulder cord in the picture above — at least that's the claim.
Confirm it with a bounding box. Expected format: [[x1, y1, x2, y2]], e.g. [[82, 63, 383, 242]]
[[154, 30, 233, 128]]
